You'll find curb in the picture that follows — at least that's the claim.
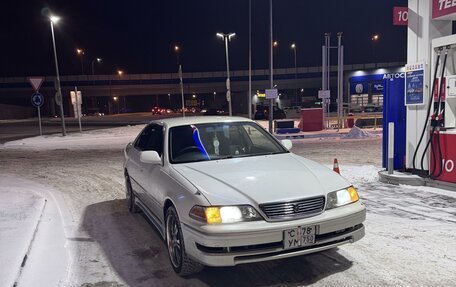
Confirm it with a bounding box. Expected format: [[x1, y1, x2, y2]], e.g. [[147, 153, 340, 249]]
[[378, 170, 456, 192], [13, 199, 47, 287]]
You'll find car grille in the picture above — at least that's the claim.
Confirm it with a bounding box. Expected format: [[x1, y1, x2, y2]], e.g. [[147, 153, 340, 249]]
[[259, 196, 325, 220]]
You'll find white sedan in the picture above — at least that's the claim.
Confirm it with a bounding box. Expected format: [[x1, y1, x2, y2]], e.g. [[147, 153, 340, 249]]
[[124, 116, 365, 276]]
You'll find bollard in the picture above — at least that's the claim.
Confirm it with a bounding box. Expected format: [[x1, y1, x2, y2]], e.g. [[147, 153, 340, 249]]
[[388, 122, 394, 175]]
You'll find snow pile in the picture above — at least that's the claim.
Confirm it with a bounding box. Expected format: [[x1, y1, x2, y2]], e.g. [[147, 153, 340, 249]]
[[0, 178, 45, 287], [342, 126, 378, 139], [339, 165, 380, 184], [0, 125, 145, 150]]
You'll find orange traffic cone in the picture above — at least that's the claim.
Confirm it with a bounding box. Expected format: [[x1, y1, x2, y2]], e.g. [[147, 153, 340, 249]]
[[333, 158, 340, 174]]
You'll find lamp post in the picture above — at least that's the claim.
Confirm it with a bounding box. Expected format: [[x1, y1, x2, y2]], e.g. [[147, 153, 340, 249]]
[[248, 0, 252, 119], [268, 0, 274, 133], [76, 48, 85, 74], [371, 34, 380, 63], [217, 32, 236, 116], [174, 45, 185, 117], [49, 15, 66, 136], [91, 58, 102, 75], [291, 43, 298, 105]]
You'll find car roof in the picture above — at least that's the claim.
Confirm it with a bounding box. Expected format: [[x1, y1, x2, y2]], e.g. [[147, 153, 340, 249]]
[[150, 116, 254, 128]]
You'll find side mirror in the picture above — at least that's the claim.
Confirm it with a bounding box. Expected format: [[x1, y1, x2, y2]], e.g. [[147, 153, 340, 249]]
[[281, 139, 293, 150], [140, 151, 162, 165]]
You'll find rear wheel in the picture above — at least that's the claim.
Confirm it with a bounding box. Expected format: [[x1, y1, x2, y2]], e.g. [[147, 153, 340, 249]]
[[125, 175, 140, 213], [165, 206, 203, 276]]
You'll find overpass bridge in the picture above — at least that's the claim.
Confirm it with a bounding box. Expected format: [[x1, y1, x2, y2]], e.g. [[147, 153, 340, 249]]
[[0, 62, 403, 116]]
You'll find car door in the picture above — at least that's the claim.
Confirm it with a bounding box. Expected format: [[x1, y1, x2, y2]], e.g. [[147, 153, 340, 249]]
[[137, 124, 165, 221], [127, 124, 154, 202]]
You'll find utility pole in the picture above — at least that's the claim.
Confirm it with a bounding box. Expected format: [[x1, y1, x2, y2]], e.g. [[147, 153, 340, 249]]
[[50, 16, 66, 136], [337, 32, 344, 131], [174, 45, 185, 117], [248, 0, 252, 119], [217, 33, 236, 116], [268, 0, 274, 133]]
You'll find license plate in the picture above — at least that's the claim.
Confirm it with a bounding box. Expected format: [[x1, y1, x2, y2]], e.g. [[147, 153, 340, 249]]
[[284, 226, 316, 249]]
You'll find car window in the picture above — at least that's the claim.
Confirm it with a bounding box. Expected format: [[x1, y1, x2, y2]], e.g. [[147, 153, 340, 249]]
[[169, 122, 287, 164], [135, 124, 164, 155], [241, 124, 280, 152]]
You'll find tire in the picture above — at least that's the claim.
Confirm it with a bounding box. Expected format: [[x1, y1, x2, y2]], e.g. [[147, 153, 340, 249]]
[[165, 206, 203, 276], [125, 175, 140, 213]]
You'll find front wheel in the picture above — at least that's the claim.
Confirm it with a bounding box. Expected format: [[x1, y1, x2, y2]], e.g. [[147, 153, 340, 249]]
[[165, 206, 203, 276], [125, 175, 140, 213]]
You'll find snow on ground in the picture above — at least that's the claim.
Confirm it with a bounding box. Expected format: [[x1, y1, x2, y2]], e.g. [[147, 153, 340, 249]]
[[0, 177, 46, 287], [1, 127, 456, 286], [0, 125, 145, 150]]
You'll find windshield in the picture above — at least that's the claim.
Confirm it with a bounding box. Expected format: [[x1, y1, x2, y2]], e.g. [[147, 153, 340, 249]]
[[169, 122, 287, 164]]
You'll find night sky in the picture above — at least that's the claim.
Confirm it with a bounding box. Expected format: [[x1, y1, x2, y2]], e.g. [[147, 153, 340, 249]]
[[2, 0, 408, 77]]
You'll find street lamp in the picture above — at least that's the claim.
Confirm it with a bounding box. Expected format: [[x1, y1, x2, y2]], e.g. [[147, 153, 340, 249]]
[[49, 14, 66, 136], [216, 32, 236, 116], [291, 43, 298, 105], [174, 45, 180, 63], [273, 41, 278, 47], [117, 70, 124, 76], [174, 45, 185, 117], [113, 96, 119, 114], [76, 48, 85, 74], [91, 58, 102, 75], [371, 34, 380, 62]]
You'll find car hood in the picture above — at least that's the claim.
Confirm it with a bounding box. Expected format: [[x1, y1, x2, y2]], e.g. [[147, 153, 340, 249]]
[[172, 153, 350, 206]]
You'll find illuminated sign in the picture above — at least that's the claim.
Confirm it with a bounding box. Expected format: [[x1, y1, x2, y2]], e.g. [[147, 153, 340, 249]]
[[433, 0, 456, 20], [393, 7, 408, 26], [405, 62, 425, 106]]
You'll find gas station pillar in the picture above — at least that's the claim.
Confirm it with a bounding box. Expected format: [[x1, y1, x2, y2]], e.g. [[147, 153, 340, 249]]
[[406, 0, 452, 169]]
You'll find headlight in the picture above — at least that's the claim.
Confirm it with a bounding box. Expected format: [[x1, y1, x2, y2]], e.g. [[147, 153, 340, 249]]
[[189, 205, 262, 224], [326, 186, 359, 209]]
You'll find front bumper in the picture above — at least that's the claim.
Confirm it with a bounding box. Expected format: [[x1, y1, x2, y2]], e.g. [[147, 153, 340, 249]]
[[181, 201, 366, 266]]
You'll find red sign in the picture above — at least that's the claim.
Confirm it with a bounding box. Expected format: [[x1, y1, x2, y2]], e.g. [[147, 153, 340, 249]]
[[433, 78, 446, 101], [28, 77, 44, 92], [393, 7, 408, 26], [433, 0, 456, 20], [431, 133, 456, 184]]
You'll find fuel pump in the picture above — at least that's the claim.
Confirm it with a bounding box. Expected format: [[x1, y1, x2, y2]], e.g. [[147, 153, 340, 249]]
[[413, 35, 456, 184]]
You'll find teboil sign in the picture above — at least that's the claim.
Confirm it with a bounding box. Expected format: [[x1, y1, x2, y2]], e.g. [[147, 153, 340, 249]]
[[433, 0, 456, 20]]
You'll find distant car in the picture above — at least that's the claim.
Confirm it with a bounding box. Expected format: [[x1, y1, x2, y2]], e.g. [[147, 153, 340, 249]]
[[203, 108, 224, 116], [350, 105, 363, 113], [363, 105, 376, 113], [123, 116, 366, 276], [363, 104, 382, 113], [152, 107, 162, 115], [254, 106, 286, 120], [283, 106, 302, 117], [83, 112, 105, 117]]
